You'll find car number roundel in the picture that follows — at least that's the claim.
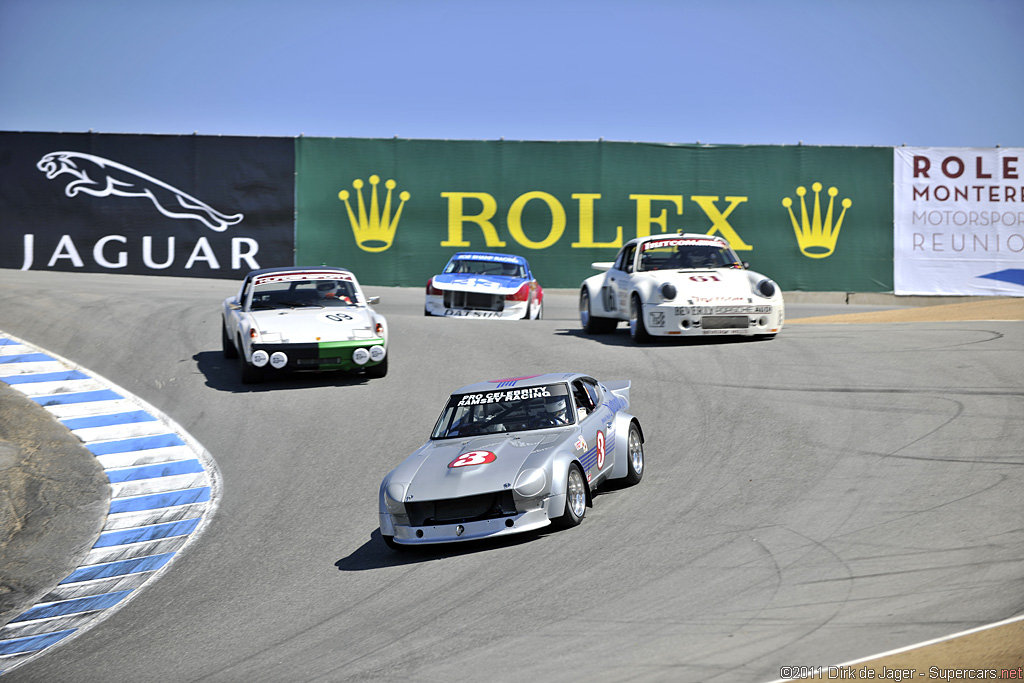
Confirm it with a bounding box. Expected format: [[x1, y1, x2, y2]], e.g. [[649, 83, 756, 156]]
[[449, 450, 497, 468], [596, 430, 606, 470]]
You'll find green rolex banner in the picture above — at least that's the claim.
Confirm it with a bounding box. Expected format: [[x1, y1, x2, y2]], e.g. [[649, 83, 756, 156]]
[[296, 138, 893, 291]]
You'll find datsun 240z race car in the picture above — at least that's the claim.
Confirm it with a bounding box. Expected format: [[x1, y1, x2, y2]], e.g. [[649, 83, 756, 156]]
[[579, 233, 784, 343], [222, 267, 388, 384], [378, 373, 644, 549], [425, 252, 544, 319]]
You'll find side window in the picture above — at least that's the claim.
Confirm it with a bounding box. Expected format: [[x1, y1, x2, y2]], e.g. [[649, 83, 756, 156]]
[[612, 248, 628, 272], [572, 380, 596, 417], [581, 378, 602, 409], [239, 279, 252, 307], [623, 245, 636, 274]]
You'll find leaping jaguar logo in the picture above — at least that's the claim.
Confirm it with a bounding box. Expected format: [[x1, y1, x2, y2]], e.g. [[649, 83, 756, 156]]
[[36, 151, 244, 232]]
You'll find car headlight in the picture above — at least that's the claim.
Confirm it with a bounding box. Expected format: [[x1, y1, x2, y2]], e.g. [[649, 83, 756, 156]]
[[660, 282, 677, 301], [755, 278, 776, 298], [383, 482, 407, 513], [513, 468, 547, 498]]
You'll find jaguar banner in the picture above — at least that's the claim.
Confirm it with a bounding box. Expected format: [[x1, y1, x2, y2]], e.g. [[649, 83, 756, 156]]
[[894, 147, 1024, 296], [0, 132, 295, 278], [296, 138, 894, 290]]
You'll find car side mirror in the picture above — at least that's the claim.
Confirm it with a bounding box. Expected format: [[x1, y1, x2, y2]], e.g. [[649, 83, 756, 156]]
[[367, 296, 380, 305], [591, 261, 613, 272], [742, 262, 750, 269], [228, 301, 241, 310]]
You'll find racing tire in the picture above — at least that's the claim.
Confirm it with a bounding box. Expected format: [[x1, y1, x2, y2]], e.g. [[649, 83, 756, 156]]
[[364, 354, 388, 378], [238, 341, 264, 385], [580, 289, 616, 334], [535, 301, 543, 320], [555, 463, 587, 528], [222, 322, 238, 359], [629, 294, 652, 344], [624, 421, 644, 486], [382, 534, 405, 551]]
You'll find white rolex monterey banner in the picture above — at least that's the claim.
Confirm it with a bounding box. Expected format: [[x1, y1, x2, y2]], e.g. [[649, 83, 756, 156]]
[[894, 147, 1024, 296]]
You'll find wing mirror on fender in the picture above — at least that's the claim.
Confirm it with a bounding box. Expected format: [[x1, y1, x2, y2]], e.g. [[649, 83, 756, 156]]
[[367, 296, 380, 305]]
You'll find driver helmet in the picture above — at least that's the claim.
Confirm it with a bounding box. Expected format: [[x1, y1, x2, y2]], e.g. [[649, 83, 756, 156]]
[[545, 396, 568, 421]]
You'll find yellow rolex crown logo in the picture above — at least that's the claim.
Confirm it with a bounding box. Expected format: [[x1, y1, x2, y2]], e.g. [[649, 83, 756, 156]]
[[782, 182, 851, 259], [338, 175, 410, 253]]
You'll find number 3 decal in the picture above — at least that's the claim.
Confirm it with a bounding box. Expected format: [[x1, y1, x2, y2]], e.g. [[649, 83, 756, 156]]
[[596, 430, 605, 470], [449, 450, 497, 468]]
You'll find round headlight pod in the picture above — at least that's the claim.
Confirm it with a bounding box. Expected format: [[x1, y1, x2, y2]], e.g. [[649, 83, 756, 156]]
[[269, 351, 288, 369], [384, 482, 406, 513], [513, 468, 547, 498], [251, 350, 269, 367], [352, 347, 370, 365], [756, 279, 777, 298], [369, 345, 386, 362], [660, 282, 677, 300]]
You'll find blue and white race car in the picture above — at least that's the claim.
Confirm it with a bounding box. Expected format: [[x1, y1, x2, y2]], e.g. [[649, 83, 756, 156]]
[[425, 252, 544, 319]]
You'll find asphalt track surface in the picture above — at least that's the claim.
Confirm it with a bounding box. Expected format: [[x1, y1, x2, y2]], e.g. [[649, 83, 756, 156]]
[[1, 270, 1022, 682]]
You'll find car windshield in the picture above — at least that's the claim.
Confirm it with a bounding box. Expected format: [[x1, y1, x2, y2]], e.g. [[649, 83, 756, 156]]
[[638, 239, 742, 272], [443, 258, 526, 279], [431, 383, 573, 439], [249, 278, 361, 310]]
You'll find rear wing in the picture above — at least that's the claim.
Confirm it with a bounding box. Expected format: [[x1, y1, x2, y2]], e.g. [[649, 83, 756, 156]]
[[602, 380, 631, 407]]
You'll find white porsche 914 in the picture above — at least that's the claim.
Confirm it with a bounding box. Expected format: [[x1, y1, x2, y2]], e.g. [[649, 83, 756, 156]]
[[222, 267, 388, 383], [579, 233, 784, 343]]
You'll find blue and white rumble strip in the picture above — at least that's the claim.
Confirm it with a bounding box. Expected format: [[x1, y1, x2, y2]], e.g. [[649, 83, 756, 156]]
[[0, 333, 220, 675]]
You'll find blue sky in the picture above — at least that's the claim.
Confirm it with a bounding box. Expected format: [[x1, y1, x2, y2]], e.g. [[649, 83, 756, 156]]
[[1, 0, 1021, 147]]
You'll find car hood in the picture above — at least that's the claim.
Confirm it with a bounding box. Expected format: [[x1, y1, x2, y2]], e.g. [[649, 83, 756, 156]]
[[431, 273, 526, 295], [645, 268, 767, 304], [248, 307, 378, 343], [398, 431, 565, 501]]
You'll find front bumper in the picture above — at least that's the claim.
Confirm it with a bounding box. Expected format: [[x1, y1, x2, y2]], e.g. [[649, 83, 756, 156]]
[[383, 506, 553, 544], [642, 302, 784, 336], [425, 293, 528, 319], [249, 338, 386, 371]]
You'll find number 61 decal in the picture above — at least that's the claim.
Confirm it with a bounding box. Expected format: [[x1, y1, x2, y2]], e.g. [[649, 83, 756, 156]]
[[449, 450, 497, 468]]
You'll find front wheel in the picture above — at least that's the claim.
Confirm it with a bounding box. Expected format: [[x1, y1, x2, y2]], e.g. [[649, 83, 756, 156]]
[[629, 294, 652, 344], [555, 464, 587, 528], [365, 354, 388, 378], [580, 289, 616, 334], [624, 422, 644, 486]]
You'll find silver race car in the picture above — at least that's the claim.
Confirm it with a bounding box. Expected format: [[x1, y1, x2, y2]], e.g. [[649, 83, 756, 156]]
[[379, 373, 644, 549]]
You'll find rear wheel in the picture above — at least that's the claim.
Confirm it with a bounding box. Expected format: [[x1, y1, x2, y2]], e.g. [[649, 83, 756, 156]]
[[222, 322, 238, 358], [624, 422, 644, 485], [556, 464, 587, 528], [629, 294, 651, 344]]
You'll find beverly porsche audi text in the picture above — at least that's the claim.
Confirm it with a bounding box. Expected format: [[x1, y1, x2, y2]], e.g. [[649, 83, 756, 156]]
[[579, 233, 784, 342], [222, 267, 388, 383], [379, 373, 644, 548]]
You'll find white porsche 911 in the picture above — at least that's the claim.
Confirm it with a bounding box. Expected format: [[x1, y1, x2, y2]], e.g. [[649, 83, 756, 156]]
[[222, 267, 388, 383], [579, 233, 784, 343]]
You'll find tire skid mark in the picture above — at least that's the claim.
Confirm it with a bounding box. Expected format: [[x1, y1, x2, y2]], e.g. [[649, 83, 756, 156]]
[[0, 333, 221, 675]]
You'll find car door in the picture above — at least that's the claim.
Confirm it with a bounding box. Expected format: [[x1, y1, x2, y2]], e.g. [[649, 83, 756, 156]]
[[603, 244, 636, 320], [571, 378, 615, 483]]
